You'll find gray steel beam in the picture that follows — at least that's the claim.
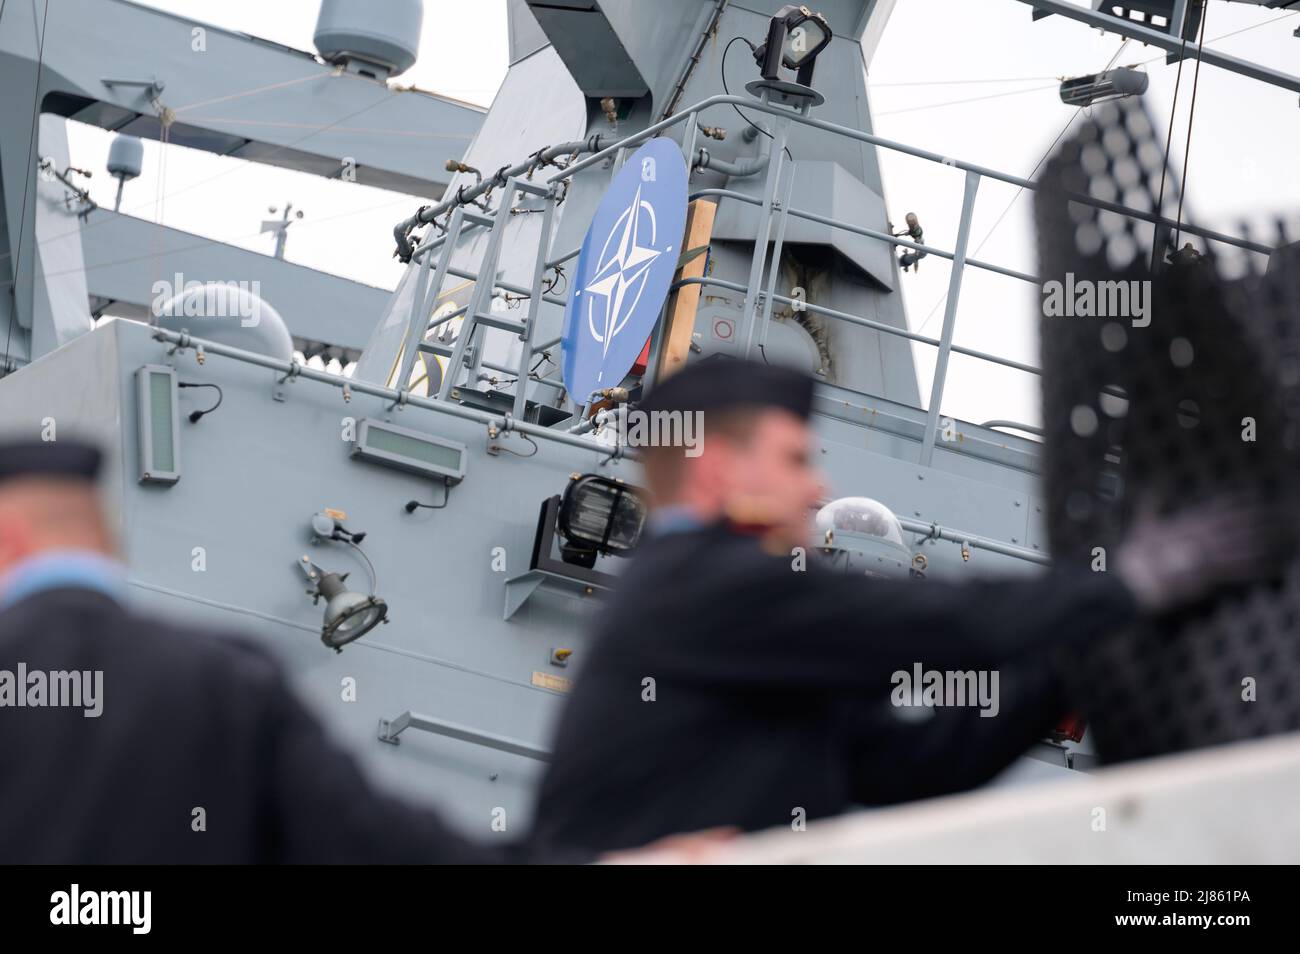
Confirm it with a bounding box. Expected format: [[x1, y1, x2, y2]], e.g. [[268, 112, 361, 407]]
[[0, 0, 483, 196], [1018, 0, 1300, 94], [78, 210, 388, 351]]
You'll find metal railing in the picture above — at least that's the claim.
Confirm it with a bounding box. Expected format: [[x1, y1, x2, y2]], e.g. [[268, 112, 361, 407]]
[[389, 89, 1272, 464]]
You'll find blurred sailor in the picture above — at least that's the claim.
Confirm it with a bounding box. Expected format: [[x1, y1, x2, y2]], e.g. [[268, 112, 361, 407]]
[[0, 438, 515, 863], [532, 358, 1276, 853]]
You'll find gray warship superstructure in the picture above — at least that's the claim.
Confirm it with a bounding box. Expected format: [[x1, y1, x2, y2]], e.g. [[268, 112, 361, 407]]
[[1, 0, 1296, 843]]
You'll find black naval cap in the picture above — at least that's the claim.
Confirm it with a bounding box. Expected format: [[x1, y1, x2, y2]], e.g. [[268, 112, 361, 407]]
[[0, 439, 102, 485], [639, 357, 814, 420]]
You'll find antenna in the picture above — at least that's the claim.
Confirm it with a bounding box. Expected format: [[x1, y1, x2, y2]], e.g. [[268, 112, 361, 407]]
[[106, 135, 143, 212], [260, 202, 305, 259]]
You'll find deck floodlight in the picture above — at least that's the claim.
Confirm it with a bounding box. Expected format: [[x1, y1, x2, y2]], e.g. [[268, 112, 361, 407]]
[[1059, 68, 1149, 108], [754, 5, 833, 87], [317, 572, 387, 651], [555, 474, 646, 568], [298, 557, 388, 652]]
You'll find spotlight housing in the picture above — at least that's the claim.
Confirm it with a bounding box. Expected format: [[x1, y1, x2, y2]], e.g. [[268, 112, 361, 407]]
[[754, 5, 833, 87], [555, 474, 647, 568], [298, 556, 388, 652], [1059, 68, 1148, 108], [317, 571, 388, 652]]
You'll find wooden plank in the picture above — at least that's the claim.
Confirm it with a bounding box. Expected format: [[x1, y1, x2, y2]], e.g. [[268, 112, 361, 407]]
[[654, 198, 717, 381]]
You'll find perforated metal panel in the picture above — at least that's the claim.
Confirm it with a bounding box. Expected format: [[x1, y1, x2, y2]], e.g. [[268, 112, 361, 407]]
[[1035, 98, 1300, 763]]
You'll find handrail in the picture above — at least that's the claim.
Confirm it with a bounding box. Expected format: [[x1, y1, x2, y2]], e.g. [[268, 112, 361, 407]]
[[897, 515, 1049, 567], [671, 276, 1042, 376], [377, 710, 551, 761], [146, 327, 617, 458], [544, 93, 1272, 256], [379, 87, 1272, 463], [689, 187, 1042, 285]]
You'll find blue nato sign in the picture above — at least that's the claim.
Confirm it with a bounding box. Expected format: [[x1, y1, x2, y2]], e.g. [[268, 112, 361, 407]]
[[561, 138, 688, 402]]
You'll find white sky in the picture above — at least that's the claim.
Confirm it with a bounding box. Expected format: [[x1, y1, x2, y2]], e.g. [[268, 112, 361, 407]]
[[64, 0, 1299, 427]]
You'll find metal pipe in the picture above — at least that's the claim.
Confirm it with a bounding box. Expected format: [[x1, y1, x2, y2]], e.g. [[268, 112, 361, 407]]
[[674, 276, 1042, 377], [919, 170, 981, 467], [148, 328, 609, 456], [740, 109, 787, 357], [757, 164, 796, 354], [545, 247, 582, 271], [897, 515, 1049, 567], [393, 134, 607, 261], [549, 95, 1270, 256], [515, 188, 558, 418], [694, 147, 770, 179], [443, 266, 567, 308], [409, 218, 485, 263], [981, 420, 1044, 437], [690, 187, 1042, 284]]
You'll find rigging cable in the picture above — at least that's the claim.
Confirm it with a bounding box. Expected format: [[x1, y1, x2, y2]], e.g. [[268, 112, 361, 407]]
[[873, 83, 1060, 117], [3, 9, 1292, 276], [721, 35, 794, 162], [912, 39, 1130, 336], [2, 0, 50, 377], [0, 81, 407, 270], [1151, 1, 1202, 269], [1174, 3, 1211, 248], [177, 381, 223, 422]]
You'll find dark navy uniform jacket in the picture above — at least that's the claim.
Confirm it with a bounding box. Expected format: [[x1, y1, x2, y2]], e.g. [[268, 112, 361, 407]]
[[532, 519, 1138, 854], [0, 575, 512, 864]]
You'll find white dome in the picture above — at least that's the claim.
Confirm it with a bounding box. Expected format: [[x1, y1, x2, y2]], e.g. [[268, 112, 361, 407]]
[[815, 496, 905, 547], [107, 135, 144, 180], [314, 0, 422, 77], [154, 282, 294, 361]]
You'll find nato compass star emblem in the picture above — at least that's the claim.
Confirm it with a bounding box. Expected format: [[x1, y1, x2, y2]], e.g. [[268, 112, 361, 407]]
[[561, 138, 687, 401], [580, 184, 672, 372]]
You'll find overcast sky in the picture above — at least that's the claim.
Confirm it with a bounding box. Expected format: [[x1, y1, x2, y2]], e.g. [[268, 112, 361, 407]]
[[65, 0, 1299, 427]]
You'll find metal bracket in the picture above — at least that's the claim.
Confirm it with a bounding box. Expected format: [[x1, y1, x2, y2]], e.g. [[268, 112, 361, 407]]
[[160, 329, 191, 356], [274, 360, 302, 402], [101, 75, 165, 98], [504, 496, 616, 619], [276, 362, 302, 386], [377, 710, 550, 761], [486, 413, 516, 456]]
